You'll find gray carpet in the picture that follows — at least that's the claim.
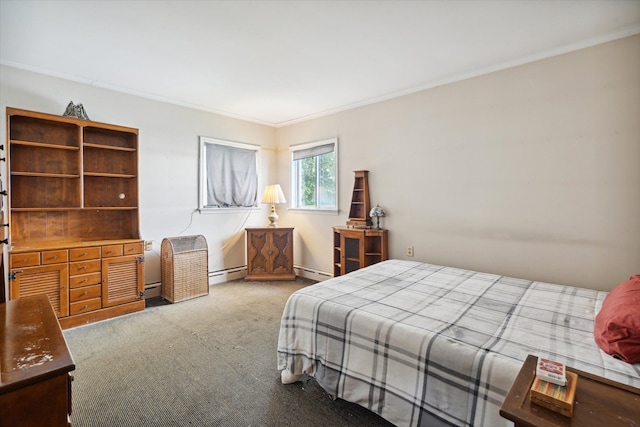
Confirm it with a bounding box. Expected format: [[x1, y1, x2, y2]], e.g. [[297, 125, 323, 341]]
[[63, 278, 395, 426]]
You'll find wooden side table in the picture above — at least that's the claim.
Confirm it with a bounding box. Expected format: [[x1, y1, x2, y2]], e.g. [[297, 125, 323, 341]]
[[500, 354, 640, 427], [332, 226, 388, 277], [245, 227, 295, 281]]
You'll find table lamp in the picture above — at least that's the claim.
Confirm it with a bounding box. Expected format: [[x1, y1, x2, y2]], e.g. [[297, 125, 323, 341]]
[[369, 204, 385, 229], [262, 184, 287, 227]]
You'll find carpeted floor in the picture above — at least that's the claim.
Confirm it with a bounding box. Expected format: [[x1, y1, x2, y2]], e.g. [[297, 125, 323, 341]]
[[63, 278, 395, 426]]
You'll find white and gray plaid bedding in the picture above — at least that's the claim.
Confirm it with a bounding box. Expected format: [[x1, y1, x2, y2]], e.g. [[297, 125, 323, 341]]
[[277, 259, 640, 427]]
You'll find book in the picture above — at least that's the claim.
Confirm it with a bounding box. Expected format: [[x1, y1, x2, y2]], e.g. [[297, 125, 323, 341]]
[[530, 371, 578, 417], [536, 357, 566, 386]]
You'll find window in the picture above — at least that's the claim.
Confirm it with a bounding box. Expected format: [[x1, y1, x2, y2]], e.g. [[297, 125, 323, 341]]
[[290, 138, 337, 210], [199, 136, 259, 210]]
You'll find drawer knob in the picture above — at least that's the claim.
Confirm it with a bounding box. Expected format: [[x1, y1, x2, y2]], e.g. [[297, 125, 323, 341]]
[[23, 258, 28, 262], [82, 265, 88, 269], [82, 291, 88, 296], [53, 255, 58, 259]]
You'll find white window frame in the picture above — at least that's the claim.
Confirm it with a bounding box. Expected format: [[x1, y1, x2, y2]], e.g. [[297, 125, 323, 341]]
[[198, 136, 261, 212], [290, 137, 338, 213]]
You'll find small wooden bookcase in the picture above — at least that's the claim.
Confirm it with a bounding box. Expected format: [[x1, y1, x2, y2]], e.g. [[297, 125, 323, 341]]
[[347, 170, 372, 227], [333, 226, 388, 277]]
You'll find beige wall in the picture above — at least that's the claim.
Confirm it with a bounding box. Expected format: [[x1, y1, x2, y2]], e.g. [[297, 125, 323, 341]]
[[1, 35, 638, 292], [0, 65, 277, 287], [276, 34, 640, 291]]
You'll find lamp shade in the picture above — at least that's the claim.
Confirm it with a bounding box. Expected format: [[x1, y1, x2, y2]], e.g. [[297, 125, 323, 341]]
[[262, 184, 287, 205], [369, 204, 385, 218]]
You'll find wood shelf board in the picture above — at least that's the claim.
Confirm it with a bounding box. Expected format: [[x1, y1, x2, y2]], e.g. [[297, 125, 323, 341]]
[[11, 172, 80, 178], [11, 206, 138, 211], [9, 139, 80, 150], [83, 143, 136, 152], [7, 107, 137, 133], [84, 172, 137, 178], [9, 238, 143, 252]]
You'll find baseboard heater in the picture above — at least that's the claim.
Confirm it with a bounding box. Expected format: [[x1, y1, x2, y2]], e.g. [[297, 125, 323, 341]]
[[293, 265, 333, 281], [144, 264, 332, 297]]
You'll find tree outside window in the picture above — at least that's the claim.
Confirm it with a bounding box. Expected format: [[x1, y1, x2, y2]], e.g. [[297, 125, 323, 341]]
[[291, 138, 337, 210]]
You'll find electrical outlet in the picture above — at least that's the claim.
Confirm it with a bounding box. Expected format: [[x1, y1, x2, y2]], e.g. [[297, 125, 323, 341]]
[[406, 246, 414, 257], [144, 240, 153, 251]]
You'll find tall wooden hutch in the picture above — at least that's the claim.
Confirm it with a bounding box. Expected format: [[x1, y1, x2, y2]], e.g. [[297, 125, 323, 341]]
[[4, 107, 144, 328]]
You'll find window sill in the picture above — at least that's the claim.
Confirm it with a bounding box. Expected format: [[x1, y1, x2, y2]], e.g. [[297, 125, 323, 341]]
[[288, 208, 340, 215], [198, 207, 259, 214]]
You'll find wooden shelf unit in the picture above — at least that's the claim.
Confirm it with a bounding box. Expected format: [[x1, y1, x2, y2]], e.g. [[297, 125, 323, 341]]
[[5, 107, 144, 328], [347, 170, 372, 227], [333, 226, 388, 277]]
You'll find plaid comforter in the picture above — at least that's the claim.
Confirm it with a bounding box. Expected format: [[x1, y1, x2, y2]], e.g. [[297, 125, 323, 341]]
[[277, 260, 640, 427]]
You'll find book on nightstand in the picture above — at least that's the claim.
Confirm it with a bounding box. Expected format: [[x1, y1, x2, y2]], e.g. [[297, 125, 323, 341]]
[[536, 357, 566, 386], [530, 370, 578, 417]]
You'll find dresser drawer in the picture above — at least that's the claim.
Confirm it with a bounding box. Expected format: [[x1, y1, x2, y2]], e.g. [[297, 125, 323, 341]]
[[124, 242, 144, 255], [69, 272, 102, 289], [69, 260, 101, 276], [42, 250, 68, 265], [70, 285, 102, 303], [101, 244, 123, 258], [69, 247, 101, 261], [10, 252, 40, 268], [70, 297, 102, 315]]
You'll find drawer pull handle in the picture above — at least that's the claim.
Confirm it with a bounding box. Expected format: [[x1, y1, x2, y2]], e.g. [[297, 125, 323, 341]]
[[82, 305, 88, 310], [53, 255, 58, 259], [268, 250, 273, 255], [83, 278, 88, 282], [82, 291, 88, 296], [23, 258, 28, 262], [82, 252, 88, 257], [82, 265, 88, 269]]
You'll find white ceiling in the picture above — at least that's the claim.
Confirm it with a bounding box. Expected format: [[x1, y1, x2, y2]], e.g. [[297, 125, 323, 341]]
[[1, 1, 639, 127]]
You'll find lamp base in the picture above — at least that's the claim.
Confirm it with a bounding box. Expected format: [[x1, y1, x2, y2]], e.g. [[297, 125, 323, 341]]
[[267, 204, 279, 227]]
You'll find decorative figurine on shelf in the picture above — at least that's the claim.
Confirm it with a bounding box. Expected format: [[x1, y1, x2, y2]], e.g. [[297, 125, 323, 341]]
[[62, 101, 90, 120], [369, 204, 385, 229]]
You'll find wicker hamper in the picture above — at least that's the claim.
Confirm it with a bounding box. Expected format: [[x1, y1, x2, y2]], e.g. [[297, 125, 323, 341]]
[[161, 235, 209, 303]]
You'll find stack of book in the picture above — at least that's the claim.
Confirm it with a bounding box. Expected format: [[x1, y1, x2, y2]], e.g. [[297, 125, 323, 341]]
[[530, 357, 578, 417]]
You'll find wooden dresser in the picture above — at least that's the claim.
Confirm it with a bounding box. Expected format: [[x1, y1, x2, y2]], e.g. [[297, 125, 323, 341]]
[[245, 227, 295, 281], [0, 294, 75, 427], [5, 107, 144, 328]]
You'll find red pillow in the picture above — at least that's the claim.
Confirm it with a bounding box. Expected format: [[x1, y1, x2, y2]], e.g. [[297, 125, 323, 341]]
[[594, 275, 640, 363]]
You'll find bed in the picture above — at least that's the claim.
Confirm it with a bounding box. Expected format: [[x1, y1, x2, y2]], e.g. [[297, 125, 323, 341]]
[[277, 259, 640, 427]]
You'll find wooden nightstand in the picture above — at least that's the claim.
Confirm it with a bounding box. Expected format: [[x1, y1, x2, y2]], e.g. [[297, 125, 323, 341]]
[[245, 227, 295, 281], [500, 355, 640, 427]]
